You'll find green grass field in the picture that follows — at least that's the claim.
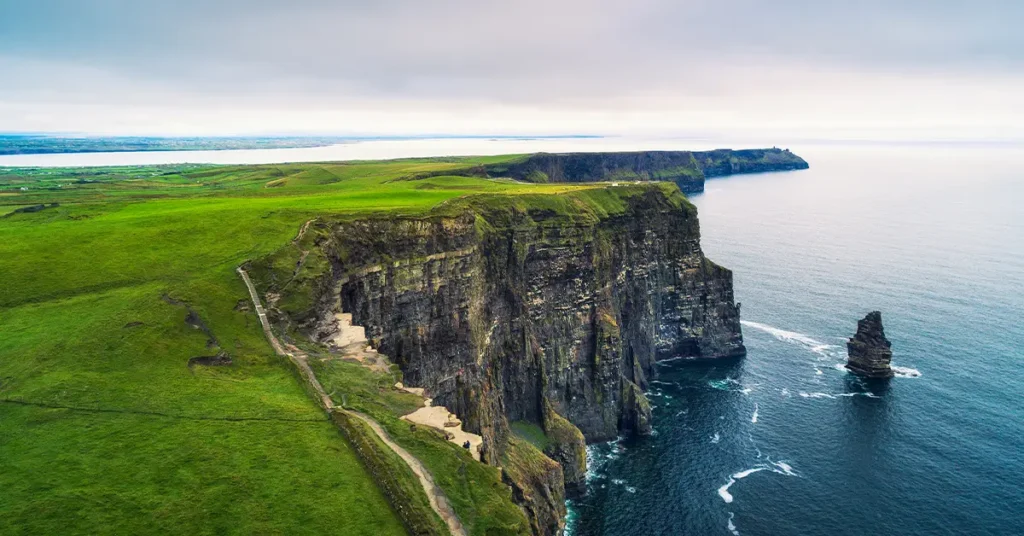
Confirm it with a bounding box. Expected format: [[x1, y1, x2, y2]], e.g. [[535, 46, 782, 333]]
[[0, 157, 617, 534]]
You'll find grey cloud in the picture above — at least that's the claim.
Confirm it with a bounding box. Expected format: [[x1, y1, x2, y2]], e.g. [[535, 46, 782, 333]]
[[2, 0, 1021, 103]]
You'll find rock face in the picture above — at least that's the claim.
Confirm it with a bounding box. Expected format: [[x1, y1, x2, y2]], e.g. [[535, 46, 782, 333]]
[[484, 148, 808, 194], [846, 311, 894, 378], [257, 186, 746, 535]]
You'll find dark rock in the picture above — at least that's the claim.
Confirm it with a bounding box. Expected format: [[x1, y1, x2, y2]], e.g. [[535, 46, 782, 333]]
[[846, 311, 894, 378], [187, 352, 233, 368], [4, 203, 59, 217]]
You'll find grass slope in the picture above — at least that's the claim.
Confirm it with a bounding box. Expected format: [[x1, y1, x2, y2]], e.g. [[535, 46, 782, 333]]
[[0, 156, 679, 534]]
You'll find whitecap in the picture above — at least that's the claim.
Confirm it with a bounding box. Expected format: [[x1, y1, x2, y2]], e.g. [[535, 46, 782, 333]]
[[612, 478, 625, 485], [740, 388, 752, 395], [780, 388, 791, 397], [711, 433, 721, 444], [799, 391, 835, 399], [751, 404, 759, 423], [892, 365, 922, 378], [815, 369, 823, 375], [834, 363, 848, 372], [675, 410, 687, 417], [625, 486, 637, 493]]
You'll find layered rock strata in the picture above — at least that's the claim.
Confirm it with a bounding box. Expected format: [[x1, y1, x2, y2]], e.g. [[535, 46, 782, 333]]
[[846, 311, 894, 378], [256, 186, 745, 534]]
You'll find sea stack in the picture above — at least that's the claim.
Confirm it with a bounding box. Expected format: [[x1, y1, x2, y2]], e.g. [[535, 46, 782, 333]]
[[845, 311, 894, 378]]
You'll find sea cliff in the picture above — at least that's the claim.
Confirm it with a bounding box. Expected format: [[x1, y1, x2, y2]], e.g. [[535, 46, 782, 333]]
[[484, 148, 808, 193], [252, 182, 744, 534]]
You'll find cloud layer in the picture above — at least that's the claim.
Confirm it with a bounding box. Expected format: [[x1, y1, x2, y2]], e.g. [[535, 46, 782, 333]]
[[1, 0, 1021, 136]]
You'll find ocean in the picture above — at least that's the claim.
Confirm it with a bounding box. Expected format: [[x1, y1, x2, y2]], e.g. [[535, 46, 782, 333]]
[[566, 143, 1024, 535]]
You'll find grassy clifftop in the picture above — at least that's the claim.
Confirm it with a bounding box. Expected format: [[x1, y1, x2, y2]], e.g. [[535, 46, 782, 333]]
[[0, 156, 689, 534]]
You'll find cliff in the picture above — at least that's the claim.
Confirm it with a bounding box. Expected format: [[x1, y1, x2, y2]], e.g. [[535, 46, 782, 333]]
[[484, 148, 807, 193], [846, 311, 894, 378], [253, 183, 745, 535]]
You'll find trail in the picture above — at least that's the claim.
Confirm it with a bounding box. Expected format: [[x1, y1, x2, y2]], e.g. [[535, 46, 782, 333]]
[[237, 264, 467, 536]]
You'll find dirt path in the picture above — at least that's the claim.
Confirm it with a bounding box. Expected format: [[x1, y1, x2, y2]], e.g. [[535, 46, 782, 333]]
[[237, 265, 466, 536]]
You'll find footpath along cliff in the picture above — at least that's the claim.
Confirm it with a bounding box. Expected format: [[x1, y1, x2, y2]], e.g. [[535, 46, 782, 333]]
[[251, 181, 748, 535]]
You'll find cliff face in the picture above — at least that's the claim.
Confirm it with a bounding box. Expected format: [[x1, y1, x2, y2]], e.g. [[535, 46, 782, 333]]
[[262, 185, 745, 534], [694, 148, 809, 177], [485, 148, 807, 193]]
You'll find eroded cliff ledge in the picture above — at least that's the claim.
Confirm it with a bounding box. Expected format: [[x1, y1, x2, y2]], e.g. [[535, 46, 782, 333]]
[[253, 183, 745, 535]]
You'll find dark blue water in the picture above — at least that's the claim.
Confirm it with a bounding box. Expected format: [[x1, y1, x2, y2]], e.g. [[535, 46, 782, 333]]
[[567, 144, 1024, 536]]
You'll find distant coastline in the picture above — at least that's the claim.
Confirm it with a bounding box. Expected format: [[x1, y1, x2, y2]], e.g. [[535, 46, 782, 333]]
[[0, 134, 603, 156]]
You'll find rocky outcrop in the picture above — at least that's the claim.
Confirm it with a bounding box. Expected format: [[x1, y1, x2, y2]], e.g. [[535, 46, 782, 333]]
[[484, 148, 808, 193], [540, 400, 587, 492], [846, 311, 894, 378], [254, 185, 745, 534]]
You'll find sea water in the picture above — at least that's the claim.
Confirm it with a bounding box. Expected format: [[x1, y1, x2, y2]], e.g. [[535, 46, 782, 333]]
[[567, 143, 1024, 535]]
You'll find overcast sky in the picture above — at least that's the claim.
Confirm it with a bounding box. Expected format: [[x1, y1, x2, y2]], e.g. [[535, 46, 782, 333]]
[[1, 0, 1021, 138]]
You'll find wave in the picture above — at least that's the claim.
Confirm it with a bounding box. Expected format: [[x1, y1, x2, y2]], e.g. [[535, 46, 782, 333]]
[[751, 403, 759, 423], [741, 320, 841, 359], [799, 391, 879, 399], [770, 460, 798, 476], [717, 467, 766, 503], [709, 377, 752, 394], [892, 365, 922, 378], [718, 460, 801, 503], [727, 512, 740, 536], [711, 433, 721, 444]]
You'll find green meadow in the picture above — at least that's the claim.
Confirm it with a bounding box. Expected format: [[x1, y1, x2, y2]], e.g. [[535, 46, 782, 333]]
[[0, 157, 612, 534]]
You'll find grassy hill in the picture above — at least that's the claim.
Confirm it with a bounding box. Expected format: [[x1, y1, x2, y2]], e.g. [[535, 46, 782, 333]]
[[0, 157, 616, 535]]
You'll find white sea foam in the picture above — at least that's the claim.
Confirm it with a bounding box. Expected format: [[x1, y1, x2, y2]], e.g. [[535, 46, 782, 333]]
[[770, 461, 798, 476], [675, 409, 687, 417], [741, 320, 841, 359], [727, 512, 740, 536], [800, 391, 879, 399], [717, 467, 767, 503], [612, 478, 625, 485], [751, 404, 759, 423], [780, 388, 791, 397], [834, 363, 849, 372], [710, 377, 751, 393], [711, 433, 721, 444], [815, 368, 824, 375], [892, 365, 922, 378], [625, 486, 637, 493]]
